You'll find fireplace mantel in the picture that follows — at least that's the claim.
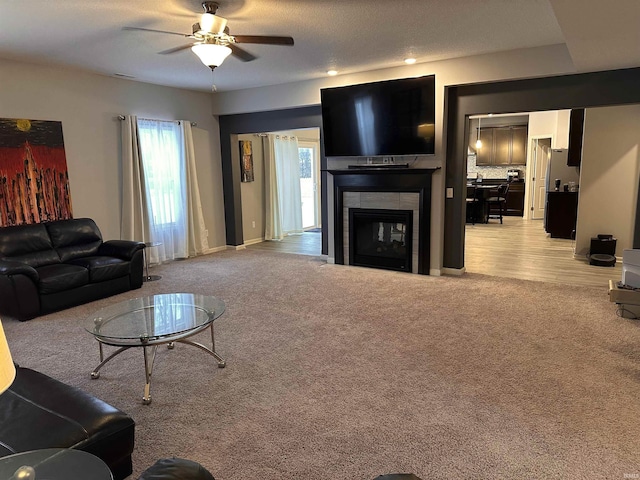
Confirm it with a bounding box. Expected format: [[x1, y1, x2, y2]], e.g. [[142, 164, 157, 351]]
[[328, 168, 439, 275]]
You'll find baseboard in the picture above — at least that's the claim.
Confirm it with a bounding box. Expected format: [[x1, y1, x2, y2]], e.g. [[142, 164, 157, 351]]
[[429, 268, 442, 276], [442, 267, 466, 276], [202, 246, 228, 254], [226, 244, 247, 251], [244, 237, 264, 246], [327, 256, 336, 264]]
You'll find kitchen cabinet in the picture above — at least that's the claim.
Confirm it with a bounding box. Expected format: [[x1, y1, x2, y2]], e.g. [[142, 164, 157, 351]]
[[545, 191, 578, 239], [474, 125, 528, 166], [505, 181, 525, 216], [567, 108, 584, 167], [474, 128, 494, 166]]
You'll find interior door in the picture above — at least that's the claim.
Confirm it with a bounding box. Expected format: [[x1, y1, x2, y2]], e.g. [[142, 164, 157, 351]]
[[531, 138, 551, 219]]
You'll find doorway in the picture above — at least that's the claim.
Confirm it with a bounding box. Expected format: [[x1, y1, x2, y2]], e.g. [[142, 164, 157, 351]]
[[529, 137, 551, 220], [239, 127, 323, 256], [298, 139, 321, 230]]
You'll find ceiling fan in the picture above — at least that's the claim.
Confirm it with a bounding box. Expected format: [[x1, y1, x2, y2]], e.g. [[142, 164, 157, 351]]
[[124, 1, 294, 70]]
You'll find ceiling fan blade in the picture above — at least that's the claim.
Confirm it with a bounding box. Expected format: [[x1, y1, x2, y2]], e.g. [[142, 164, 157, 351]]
[[159, 44, 194, 55], [122, 26, 191, 38], [233, 35, 294, 46], [229, 44, 257, 62]]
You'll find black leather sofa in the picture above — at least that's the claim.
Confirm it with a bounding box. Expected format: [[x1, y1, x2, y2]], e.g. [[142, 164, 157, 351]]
[[0, 218, 145, 321], [0, 365, 135, 480]]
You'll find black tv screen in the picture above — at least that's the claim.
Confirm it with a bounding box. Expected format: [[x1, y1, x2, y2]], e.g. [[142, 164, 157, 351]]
[[320, 75, 435, 157]]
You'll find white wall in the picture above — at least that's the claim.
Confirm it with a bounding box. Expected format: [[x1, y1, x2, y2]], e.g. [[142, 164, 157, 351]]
[[523, 110, 572, 218], [0, 57, 226, 248], [575, 104, 640, 256]]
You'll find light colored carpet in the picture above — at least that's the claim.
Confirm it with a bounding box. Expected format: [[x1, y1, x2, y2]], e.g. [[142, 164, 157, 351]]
[[3, 249, 640, 479]]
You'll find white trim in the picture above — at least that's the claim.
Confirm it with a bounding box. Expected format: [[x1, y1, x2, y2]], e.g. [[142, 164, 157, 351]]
[[429, 268, 442, 276], [226, 244, 247, 251], [442, 267, 466, 276], [202, 245, 228, 254], [524, 134, 554, 221], [244, 237, 265, 246]]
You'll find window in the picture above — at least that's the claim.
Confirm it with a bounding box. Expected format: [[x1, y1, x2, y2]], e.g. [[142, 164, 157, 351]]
[[136, 118, 188, 261], [137, 119, 185, 228]]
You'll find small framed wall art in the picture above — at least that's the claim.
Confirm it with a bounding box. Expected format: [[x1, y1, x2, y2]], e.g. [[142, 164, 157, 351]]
[[240, 140, 254, 182]]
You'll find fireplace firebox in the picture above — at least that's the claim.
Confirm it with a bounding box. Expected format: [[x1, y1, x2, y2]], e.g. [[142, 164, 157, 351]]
[[349, 208, 413, 272]]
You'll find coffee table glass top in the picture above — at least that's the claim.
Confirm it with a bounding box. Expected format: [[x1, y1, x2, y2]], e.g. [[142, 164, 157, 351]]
[[85, 293, 225, 345]]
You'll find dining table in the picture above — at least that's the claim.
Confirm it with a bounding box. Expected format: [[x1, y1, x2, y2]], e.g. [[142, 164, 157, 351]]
[[466, 184, 497, 224]]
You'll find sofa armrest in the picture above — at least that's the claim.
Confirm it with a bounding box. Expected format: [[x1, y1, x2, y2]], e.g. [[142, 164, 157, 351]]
[[0, 259, 39, 283], [98, 240, 145, 260]]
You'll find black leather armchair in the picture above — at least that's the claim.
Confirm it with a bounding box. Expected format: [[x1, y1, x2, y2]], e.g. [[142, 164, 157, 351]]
[[0, 218, 145, 321], [0, 365, 135, 480]]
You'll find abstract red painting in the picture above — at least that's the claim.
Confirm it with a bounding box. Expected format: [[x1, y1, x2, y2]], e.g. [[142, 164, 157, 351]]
[[0, 118, 73, 226]]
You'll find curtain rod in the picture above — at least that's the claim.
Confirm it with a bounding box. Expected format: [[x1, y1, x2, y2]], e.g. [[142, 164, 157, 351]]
[[118, 115, 196, 127], [254, 133, 298, 139]]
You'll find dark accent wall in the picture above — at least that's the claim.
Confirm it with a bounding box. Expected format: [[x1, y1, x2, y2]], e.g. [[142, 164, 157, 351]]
[[218, 106, 327, 253], [445, 67, 640, 270]]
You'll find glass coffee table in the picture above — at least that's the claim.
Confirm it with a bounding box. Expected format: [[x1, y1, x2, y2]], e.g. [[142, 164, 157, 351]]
[[85, 293, 226, 404]]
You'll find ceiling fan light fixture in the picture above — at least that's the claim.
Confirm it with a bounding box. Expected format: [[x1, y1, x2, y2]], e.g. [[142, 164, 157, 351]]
[[191, 43, 232, 69]]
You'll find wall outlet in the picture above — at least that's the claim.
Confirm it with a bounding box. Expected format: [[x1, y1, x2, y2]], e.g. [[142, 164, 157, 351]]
[[446, 188, 454, 198], [252, 221, 256, 228], [204, 229, 209, 237]]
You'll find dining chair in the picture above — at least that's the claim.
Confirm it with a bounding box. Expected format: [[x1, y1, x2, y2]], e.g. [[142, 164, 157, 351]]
[[466, 184, 480, 224], [486, 183, 509, 224]]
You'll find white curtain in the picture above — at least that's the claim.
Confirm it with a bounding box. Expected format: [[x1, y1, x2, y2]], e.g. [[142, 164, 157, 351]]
[[121, 115, 151, 242], [120, 116, 209, 265], [182, 121, 210, 256], [264, 134, 303, 240], [263, 136, 281, 240]]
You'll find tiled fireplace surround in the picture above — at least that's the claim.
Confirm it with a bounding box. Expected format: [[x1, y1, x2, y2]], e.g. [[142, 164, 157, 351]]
[[329, 169, 437, 275]]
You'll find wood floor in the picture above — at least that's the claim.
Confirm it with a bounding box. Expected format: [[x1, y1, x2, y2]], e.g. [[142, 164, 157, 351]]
[[246, 231, 322, 256], [246, 218, 622, 288], [465, 216, 622, 288]]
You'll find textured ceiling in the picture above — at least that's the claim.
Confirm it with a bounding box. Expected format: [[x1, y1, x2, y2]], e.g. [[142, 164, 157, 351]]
[[0, 0, 638, 92]]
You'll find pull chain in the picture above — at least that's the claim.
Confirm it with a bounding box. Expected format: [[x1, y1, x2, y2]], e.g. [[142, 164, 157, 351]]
[[210, 67, 217, 92]]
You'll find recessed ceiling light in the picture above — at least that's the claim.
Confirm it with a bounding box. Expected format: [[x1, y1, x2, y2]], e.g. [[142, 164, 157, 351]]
[[327, 70, 338, 76], [404, 58, 416, 65]]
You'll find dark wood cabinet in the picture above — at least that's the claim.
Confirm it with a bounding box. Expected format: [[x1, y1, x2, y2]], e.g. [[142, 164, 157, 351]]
[[545, 191, 578, 239], [567, 109, 584, 167], [475, 128, 494, 165], [505, 181, 525, 216], [474, 125, 528, 166]]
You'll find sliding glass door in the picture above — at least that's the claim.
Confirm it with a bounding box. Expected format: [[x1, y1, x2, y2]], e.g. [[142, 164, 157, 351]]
[[298, 141, 320, 229]]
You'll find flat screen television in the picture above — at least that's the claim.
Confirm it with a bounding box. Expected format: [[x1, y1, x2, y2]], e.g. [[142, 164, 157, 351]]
[[320, 75, 435, 157]]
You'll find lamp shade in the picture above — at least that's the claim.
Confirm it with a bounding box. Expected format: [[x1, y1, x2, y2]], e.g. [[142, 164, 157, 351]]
[[191, 43, 232, 69], [0, 319, 15, 395]]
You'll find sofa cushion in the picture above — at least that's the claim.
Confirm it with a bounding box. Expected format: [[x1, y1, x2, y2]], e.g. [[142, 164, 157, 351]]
[[0, 223, 60, 268], [36, 264, 89, 294], [67, 256, 131, 283], [46, 218, 103, 262]]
